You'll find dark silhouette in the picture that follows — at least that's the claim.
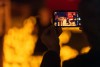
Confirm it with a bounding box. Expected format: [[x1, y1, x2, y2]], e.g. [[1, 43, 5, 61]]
[[0, 36, 3, 67], [33, 8, 52, 55], [40, 51, 61, 67], [40, 25, 61, 67], [34, 8, 62, 55], [41, 0, 100, 67], [63, 0, 100, 67], [33, 18, 50, 55], [11, 0, 44, 16]]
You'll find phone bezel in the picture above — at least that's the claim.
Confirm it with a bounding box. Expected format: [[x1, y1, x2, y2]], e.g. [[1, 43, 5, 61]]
[[53, 10, 81, 27]]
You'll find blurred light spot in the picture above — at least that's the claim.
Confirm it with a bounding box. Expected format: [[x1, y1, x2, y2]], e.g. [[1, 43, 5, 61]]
[[59, 31, 71, 47], [60, 46, 79, 61], [62, 27, 82, 33], [3, 17, 43, 67], [81, 46, 91, 54]]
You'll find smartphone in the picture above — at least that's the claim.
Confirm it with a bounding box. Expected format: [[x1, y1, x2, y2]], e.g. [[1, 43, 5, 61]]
[[53, 10, 81, 27]]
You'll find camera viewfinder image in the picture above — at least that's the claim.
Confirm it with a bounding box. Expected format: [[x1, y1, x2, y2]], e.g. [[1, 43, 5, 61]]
[[54, 11, 81, 27]]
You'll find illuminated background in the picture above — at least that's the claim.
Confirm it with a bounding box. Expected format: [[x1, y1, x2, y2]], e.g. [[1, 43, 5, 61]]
[[0, 0, 91, 67]]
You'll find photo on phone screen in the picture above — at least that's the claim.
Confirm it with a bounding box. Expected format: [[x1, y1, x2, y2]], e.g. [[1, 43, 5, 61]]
[[53, 11, 81, 27]]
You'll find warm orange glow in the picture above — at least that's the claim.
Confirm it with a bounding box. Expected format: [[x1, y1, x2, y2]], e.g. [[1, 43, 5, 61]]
[[59, 30, 79, 60], [3, 17, 43, 67], [81, 46, 91, 54], [60, 46, 78, 61], [62, 27, 82, 33], [3, 16, 89, 67], [59, 31, 71, 47]]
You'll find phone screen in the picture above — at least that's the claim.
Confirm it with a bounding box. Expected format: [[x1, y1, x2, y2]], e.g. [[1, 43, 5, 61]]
[[53, 11, 81, 27]]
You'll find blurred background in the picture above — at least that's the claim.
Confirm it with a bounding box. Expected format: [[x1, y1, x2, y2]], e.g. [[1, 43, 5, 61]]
[[0, 0, 90, 67]]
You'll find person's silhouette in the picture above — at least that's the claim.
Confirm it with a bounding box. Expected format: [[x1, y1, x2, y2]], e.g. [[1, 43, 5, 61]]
[[40, 25, 61, 67], [41, 0, 100, 67], [40, 51, 61, 67]]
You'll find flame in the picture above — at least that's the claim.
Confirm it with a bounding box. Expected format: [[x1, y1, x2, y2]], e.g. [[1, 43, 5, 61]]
[[60, 46, 79, 61], [59, 31, 79, 66], [3, 16, 89, 67], [59, 31, 71, 47], [81, 46, 91, 54], [3, 17, 43, 67]]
